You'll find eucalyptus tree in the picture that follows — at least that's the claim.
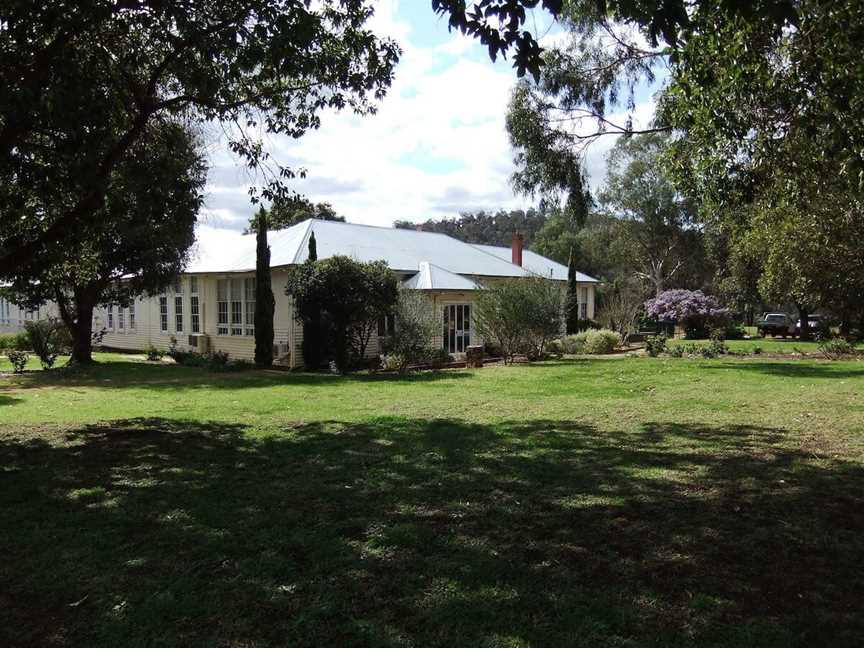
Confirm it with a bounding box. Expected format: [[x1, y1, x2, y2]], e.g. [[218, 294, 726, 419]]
[[0, 0, 401, 276]]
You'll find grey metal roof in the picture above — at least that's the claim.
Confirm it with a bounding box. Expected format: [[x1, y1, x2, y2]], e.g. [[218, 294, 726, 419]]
[[187, 219, 596, 284], [402, 262, 480, 290], [470, 244, 598, 283]]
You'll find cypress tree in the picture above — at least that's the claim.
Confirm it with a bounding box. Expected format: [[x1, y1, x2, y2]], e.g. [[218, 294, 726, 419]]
[[307, 231, 318, 261], [254, 206, 275, 367], [566, 246, 580, 334], [301, 228, 324, 368]]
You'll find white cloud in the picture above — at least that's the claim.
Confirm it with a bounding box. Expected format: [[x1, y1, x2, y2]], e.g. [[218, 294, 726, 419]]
[[199, 1, 658, 233]]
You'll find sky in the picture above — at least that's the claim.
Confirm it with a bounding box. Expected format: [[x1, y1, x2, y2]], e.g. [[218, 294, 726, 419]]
[[198, 1, 659, 236]]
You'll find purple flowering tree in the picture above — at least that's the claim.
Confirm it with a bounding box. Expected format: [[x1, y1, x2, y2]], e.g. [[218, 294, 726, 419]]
[[644, 290, 728, 338]]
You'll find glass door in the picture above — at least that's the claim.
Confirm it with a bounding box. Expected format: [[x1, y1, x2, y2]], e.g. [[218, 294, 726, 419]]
[[443, 304, 471, 353]]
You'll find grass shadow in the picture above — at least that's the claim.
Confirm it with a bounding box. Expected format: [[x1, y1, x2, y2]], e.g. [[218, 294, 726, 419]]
[[1, 416, 863, 646], [0, 360, 475, 393], [703, 361, 864, 380]]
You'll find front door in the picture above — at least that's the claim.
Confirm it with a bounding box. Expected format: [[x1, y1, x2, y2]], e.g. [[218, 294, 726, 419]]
[[443, 304, 471, 353]]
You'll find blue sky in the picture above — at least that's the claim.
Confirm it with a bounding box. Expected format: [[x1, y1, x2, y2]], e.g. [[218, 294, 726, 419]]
[[198, 1, 659, 237]]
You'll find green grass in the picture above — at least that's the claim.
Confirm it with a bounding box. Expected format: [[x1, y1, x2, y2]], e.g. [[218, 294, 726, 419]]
[[667, 336, 860, 355], [2, 354, 864, 647]]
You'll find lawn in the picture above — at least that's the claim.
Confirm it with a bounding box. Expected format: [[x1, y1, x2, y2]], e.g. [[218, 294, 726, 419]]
[[2, 354, 864, 647]]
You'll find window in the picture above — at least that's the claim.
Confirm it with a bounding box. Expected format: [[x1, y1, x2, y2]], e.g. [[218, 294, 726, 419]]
[[443, 304, 470, 353], [175, 295, 183, 332], [230, 278, 243, 335], [378, 314, 395, 337], [190, 275, 200, 334], [0, 298, 8, 325], [244, 278, 255, 336], [129, 301, 136, 330], [217, 280, 229, 335], [107, 305, 114, 330], [173, 278, 183, 294], [580, 287, 588, 319], [159, 296, 168, 332], [217, 277, 255, 336], [118, 306, 125, 331]]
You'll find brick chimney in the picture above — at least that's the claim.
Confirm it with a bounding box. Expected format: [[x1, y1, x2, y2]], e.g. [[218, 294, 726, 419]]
[[511, 231, 524, 267]]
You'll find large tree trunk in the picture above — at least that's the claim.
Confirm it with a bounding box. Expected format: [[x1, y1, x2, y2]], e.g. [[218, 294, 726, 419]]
[[254, 210, 275, 368], [55, 285, 97, 365], [796, 303, 811, 341]]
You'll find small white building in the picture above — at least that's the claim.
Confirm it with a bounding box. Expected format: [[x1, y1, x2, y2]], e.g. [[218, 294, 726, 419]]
[[2, 219, 597, 366]]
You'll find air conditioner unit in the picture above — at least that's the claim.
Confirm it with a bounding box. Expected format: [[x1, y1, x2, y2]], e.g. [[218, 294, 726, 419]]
[[188, 333, 210, 354]]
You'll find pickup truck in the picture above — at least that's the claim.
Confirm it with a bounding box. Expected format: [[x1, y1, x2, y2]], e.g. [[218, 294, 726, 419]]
[[757, 313, 797, 338]]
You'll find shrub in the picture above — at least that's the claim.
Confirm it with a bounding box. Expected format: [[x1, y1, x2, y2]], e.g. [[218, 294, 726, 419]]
[[287, 256, 399, 372], [580, 329, 621, 355], [6, 350, 29, 373], [668, 345, 684, 358], [645, 334, 667, 357], [473, 277, 563, 363], [752, 346, 763, 355], [144, 344, 164, 361], [425, 348, 452, 369], [379, 353, 407, 372], [382, 290, 440, 371], [207, 350, 231, 370], [560, 334, 585, 354], [819, 337, 854, 360], [24, 319, 68, 369], [546, 339, 564, 357], [0, 331, 30, 351], [644, 290, 728, 339]]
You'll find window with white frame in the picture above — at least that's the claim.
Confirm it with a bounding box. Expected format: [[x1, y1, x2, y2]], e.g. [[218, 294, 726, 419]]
[[0, 298, 8, 325], [107, 305, 114, 330], [159, 296, 168, 332], [175, 295, 183, 332], [244, 278, 255, 336], [217, 277, 255, 336], [118, 305, 125, 331], [580, 287, 588, 319], [217, 280, 229, 335], [128, 300, 136, 330], [190, 278, 200, 333], [230, 278, 243, 336]]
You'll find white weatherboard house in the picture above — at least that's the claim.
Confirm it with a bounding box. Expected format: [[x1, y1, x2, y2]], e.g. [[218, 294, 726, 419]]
[[1, 219, 598, 367]]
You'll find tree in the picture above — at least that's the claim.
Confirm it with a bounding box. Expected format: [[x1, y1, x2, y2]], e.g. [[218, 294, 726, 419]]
[[503, 1, 800, 219], [383, 290, 440, 371], [599, 134, 701, 296], [596, 277, 644, 343], [254, 207, 275, 368], [308, 232, 318, 262], [658, 2, 864, 339], [394, 208, 549, 248], [473, 277, 563, 363], [0, 1, 400, 276], [3, 121, 206, 364], [644, 289, 727, 339], [246, 200, 345, 233], [565, 248, 580, 334], [286, 256, 398, 372]]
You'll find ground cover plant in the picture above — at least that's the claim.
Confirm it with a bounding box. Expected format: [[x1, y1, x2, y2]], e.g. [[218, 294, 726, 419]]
[[1, 354, 864, 647]]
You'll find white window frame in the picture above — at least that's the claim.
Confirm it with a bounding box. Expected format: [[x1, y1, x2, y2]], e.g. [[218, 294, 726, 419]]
[[190, 278, 200, 334], [174, 295, 184, 333], [159, 296, 168, 333], [217, 276, 255, 337], [117, 305, 125, 332], [128, 300, 136, 330], [217, 279, 229, 336], [107, 305, 114, 331]]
